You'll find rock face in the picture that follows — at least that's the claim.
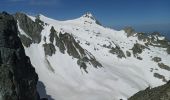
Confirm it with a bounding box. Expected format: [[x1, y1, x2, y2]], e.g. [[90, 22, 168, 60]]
[[0, 12, 40, 100], [128, 81, 170, 100], [15, 12, 43, 44]]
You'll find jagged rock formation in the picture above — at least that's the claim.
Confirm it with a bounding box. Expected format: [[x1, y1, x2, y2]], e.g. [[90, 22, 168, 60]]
[[0, 12, 40, 100], [15, 12, 43, 45], [128, 81, 170, 100], [48, 26, 103, 72]]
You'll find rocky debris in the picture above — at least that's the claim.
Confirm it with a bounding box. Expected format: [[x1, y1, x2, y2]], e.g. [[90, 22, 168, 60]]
[[129, 81, 170, 100], [109, 45, 125, 58], [158, 63, 170, 71], [126, 51, 131, 57], [124, 27, 135, 37], [152, 57, 162, 62], [15, 12, 43, 44], [0, 12, 40, 100], [153, 73, 167, 82], [43, 43, 56, 56]]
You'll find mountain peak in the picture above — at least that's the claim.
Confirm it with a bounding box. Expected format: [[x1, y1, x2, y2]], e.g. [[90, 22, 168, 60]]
[[82, 12, 96, 20], [80, 12, 101, 25]]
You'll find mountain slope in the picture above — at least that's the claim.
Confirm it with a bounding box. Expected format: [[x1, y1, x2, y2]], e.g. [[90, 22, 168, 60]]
[[15, 12, 170, 100]]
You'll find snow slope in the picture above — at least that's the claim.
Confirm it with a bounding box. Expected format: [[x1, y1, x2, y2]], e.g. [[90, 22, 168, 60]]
[[18, 13, 170, 100]]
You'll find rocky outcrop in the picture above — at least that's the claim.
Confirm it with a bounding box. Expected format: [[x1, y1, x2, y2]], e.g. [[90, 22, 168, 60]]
[[132, 43, 146, 55], [43, 43, 56, 56], [152, 57, 162, 62], [131, 43, 148, 59], [48, 26, 102, 72], [128, 81, 170, 100], [126, 51, 131, 57], [50, 27, 65, 54], [158, 63, 170, 71], [124, 27, 135, 37], [109, 45, 125, 58], [153, 73, 167, 82], [59, 32, 102, 72], [136, 32, 149, 42], [167, 46, 170, 54], [0, 12, 40, 100], [15, 13, 43, 44]]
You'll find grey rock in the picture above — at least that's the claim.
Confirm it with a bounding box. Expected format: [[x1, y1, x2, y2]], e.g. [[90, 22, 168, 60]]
[[152, 57, 162, 62], [0, 12, 39, 100], [158, 63, 170, 71], [109, 46, 126, 58], [126, 51, 131, 57], [136, 32, 148, 42], [154, 73, 167, 82], [131, 43, 146, 57], [49, 26, 55, 43], [18, 34, 32, 47], [43, 43, 56, 56], [55, 32, 66, 54], [60, 33, 80, 58], [15, 12, 43, 44], [124, 27, 135, 37], [167, 46, 170, 54], [128, 81, 170, 100]]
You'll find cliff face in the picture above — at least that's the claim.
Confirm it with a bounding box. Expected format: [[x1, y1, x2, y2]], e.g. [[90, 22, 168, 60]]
[[0, 12, 40, 100]]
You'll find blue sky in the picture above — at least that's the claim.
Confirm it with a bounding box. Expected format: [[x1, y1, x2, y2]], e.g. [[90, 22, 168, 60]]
[[0, 0, 170, 38]]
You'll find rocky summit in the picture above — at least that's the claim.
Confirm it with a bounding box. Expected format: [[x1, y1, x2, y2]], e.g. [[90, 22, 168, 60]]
[[0, 12, 40, 100]]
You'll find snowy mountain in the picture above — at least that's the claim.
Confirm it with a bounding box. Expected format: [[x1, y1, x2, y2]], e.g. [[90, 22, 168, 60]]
[[15, 12, 170, 100]]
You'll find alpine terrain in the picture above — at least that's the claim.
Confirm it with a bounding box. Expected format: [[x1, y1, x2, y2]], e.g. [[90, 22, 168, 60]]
[[3, 12, 170, 100]]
